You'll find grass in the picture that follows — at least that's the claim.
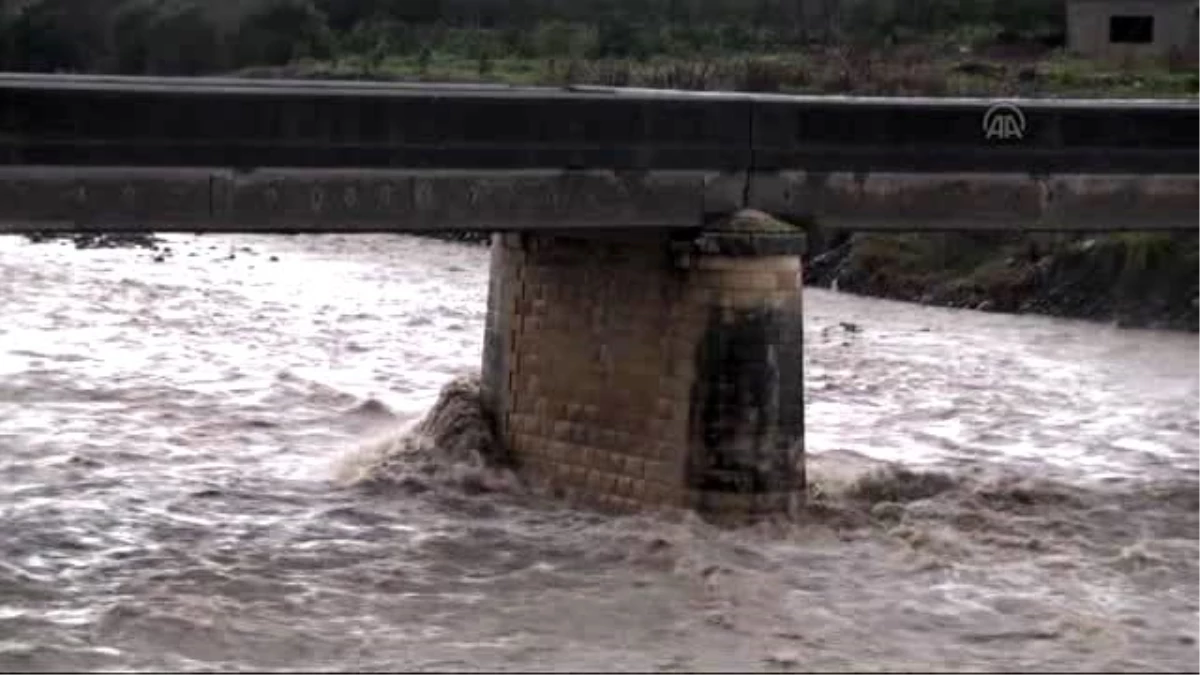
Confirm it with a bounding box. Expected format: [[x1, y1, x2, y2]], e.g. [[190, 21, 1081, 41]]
[[258, 44, 1198, 98]]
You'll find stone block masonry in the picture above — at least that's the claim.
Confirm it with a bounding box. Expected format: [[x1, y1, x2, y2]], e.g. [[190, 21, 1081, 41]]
[[481, 212, 807, 521]]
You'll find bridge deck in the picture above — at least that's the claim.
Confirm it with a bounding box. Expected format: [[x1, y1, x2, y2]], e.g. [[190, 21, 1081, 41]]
[[0, 73, 1195, 232]]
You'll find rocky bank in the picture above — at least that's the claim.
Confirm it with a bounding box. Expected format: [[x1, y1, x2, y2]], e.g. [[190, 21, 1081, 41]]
[[804, 231, 1199, 332]]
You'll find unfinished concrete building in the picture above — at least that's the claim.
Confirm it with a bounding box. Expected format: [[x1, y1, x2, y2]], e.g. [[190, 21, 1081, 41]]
[[1066, 0, 1199, 62]]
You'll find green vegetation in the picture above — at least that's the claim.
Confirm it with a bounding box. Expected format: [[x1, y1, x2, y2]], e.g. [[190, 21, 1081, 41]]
[[0, 0, 1045, 69], [0, 0, 1194, 99], [0, 0, 1171, 94], [0, 0, 1196, 97]]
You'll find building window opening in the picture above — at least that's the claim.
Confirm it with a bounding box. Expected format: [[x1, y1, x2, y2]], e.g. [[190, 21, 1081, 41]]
[[1109, 15, 1155, 43]]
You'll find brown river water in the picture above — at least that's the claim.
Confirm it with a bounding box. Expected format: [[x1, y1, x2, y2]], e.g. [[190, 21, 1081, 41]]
[[0, 234, 1196, 672]]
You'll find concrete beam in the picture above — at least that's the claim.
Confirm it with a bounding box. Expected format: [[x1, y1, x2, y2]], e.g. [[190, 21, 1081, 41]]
[[747, 172, 1200, 231], [0, 164, 1195, 230], [1, 74, 1195, 175], [0, 167, 1195, 233], [0, 75, 1195, 233], [749, 96, 1198, 174], [0, 76, 753, 171], [0, 167, 733, 232]]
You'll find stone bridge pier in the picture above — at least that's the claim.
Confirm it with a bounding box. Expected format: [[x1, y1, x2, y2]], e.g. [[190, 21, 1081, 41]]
[[481, 213, 808, 521]]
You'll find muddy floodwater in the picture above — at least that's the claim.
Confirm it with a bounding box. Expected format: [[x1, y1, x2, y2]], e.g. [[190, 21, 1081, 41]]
[[1, 234, 1196, 672]]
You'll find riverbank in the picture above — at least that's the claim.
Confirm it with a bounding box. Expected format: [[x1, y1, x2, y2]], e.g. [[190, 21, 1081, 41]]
[[805, 231, 1200, 332]]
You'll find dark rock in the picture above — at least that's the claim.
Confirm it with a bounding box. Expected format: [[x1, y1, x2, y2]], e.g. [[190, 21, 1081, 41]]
[[802, 231, 1198, 332], [24, 231, 162, 250], [417, 231, 491, 246], [952, 61, 1006, 77]]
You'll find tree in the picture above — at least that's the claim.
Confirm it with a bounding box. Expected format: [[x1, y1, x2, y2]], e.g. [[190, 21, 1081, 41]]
[[232, 0, 331, 67], [5, 0, 114, 71]]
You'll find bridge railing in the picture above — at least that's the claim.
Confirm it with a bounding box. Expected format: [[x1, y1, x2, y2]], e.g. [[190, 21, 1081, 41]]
[[0, 73, 1195, 232]]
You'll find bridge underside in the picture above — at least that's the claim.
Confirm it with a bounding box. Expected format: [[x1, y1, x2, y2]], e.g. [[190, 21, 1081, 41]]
[[0, 167, 1195, 234]]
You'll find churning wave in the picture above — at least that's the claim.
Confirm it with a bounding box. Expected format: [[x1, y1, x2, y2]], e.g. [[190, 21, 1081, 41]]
[[327, 374, 1197, 671], [334, 373, 1199, 569], [335, 374, 521, 497]]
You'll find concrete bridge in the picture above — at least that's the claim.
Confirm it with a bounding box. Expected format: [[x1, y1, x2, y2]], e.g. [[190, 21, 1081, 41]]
[[0, 73, 1196, 521]]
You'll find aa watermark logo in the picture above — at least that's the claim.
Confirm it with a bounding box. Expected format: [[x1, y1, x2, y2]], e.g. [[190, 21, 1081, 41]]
[[982, 101, 1026, 141]]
